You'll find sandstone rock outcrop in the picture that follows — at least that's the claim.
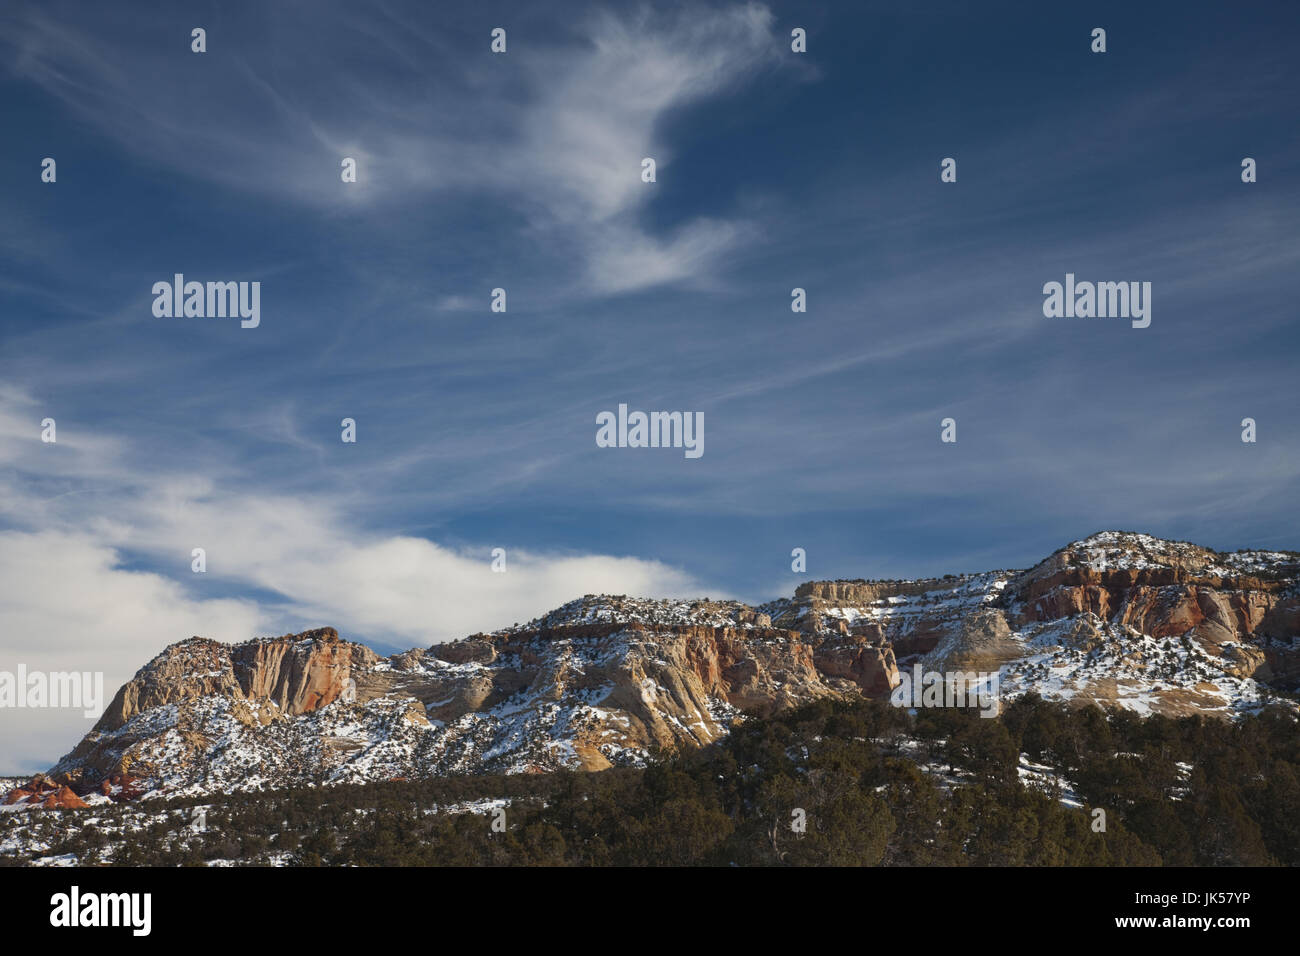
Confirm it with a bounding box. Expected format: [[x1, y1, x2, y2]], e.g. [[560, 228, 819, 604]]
[[1004, 536, 1300, 687], [3, 775, 89, 809], [95, 628, 378, 734]]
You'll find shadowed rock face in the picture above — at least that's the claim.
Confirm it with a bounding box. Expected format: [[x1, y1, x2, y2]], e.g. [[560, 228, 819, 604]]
[[10, 532, 1300, 806], [795, 579, 947, 604]]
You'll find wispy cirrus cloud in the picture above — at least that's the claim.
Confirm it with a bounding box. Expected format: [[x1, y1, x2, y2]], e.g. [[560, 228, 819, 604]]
[[2, 0, 785, 296]]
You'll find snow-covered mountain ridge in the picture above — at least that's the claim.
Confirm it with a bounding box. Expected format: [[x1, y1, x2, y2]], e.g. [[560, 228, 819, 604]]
[[5, 531, 1298, 807]]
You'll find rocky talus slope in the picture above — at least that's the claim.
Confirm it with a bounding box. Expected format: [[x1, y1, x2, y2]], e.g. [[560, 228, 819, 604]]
[[5, 532, 1298, 806]]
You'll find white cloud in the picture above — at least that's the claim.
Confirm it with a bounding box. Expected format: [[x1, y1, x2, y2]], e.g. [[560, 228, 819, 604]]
[[522, 3, 778, 223], [584, 218, 754, 295], [88, 477, 714, 647]]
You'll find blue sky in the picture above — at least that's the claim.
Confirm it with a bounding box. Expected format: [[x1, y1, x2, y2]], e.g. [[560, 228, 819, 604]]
[[1, 1, 1298, 767]]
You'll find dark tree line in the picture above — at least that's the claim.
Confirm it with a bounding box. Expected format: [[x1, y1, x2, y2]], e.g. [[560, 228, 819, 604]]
[[8, 695, 1297, 866]]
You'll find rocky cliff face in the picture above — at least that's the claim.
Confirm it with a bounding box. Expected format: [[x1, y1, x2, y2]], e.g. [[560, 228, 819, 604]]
[[25, 598, 900, 801], [8, 532, 1299, 807], [94, 628, 377, 734], [1002, 532, 1300, 689]]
